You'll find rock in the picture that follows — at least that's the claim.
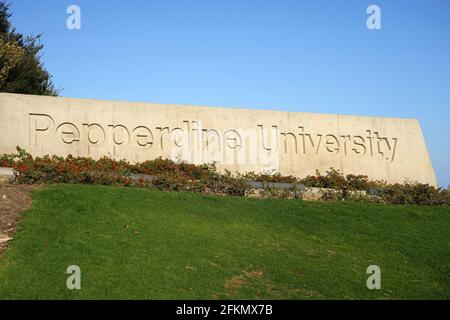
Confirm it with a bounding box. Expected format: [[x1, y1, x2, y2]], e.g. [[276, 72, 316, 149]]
[[0, 167, 17, 183], [127, 173, 156, 182], [301, 187, 338, 201], [245, 188, 268, 198], [348, 190, 367, 198], [367, 188, 383, 196], [247, 181, 306, 191], [0, 235, 13, 243]]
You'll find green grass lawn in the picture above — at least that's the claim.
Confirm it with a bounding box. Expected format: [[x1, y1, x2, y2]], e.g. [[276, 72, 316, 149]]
[[0, 184, 449, 299]]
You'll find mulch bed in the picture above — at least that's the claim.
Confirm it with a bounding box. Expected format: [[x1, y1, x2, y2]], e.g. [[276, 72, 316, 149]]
[[0, 183, 36, 256]]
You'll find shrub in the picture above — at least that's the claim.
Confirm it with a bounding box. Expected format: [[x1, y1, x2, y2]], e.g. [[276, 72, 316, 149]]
[[380, 182, 448, 206], [320, 189, 343, 202], [1, 147, 448, 206], [243, 171, 298, 183], [301, 168, 347, 189]]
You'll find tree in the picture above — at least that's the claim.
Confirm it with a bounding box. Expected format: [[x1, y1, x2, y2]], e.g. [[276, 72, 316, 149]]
[[0, 1, 58, 95]]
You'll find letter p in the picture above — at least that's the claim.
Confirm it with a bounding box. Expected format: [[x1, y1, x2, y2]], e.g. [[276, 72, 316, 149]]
[[29, 113, 55, 146]]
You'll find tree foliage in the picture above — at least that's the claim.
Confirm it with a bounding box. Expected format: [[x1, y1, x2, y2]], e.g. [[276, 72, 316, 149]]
[[0, 1, 58, 95]]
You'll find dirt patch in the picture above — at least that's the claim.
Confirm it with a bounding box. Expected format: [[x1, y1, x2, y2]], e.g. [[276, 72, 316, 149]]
[[225, 275, 245, 290], [0, 183, 36, 256], [243, 270, 263, 278], [223, 270, 265, 297]]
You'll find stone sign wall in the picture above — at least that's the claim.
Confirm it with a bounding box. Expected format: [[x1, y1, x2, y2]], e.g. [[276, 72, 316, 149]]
[[0, 93, 437, 185]]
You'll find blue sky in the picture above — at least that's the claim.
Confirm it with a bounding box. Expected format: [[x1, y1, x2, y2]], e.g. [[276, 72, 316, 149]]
[[8, 0, 450, 186]]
